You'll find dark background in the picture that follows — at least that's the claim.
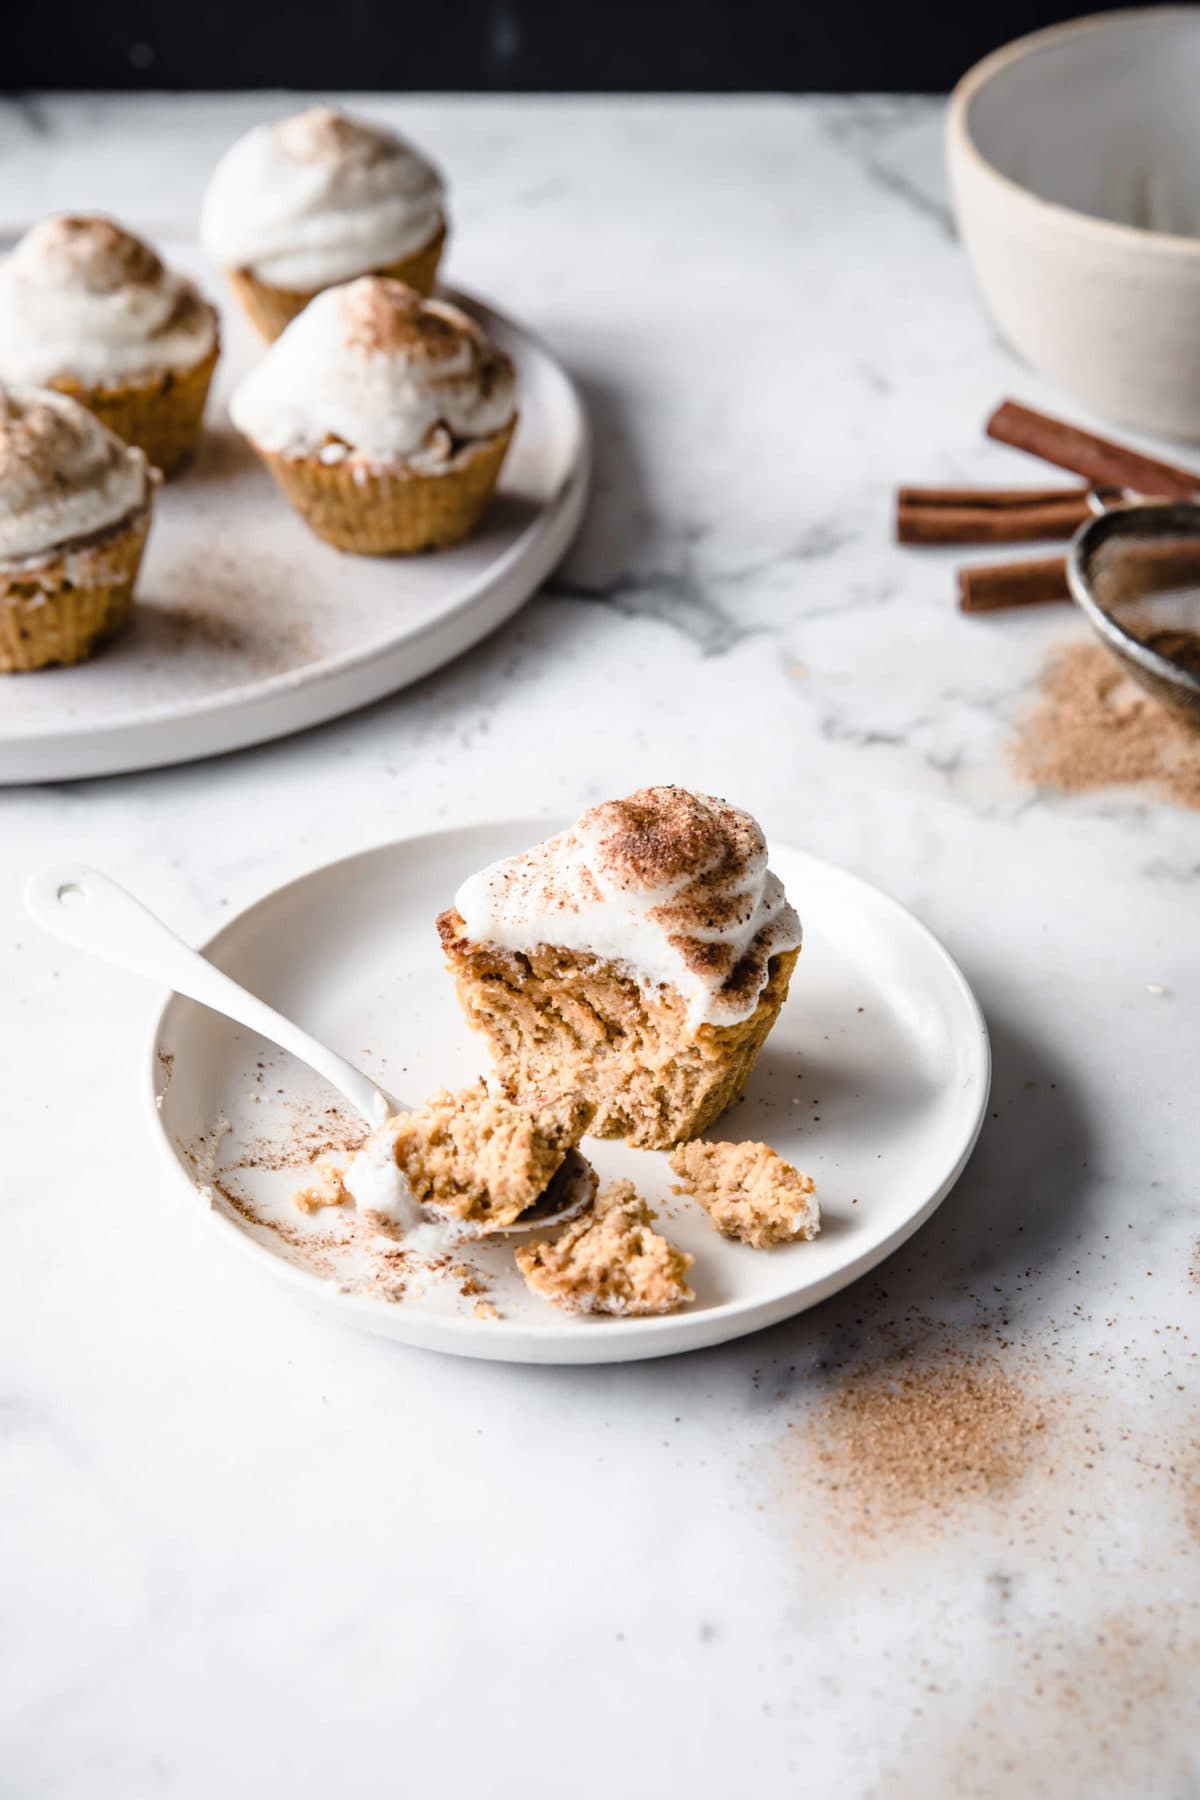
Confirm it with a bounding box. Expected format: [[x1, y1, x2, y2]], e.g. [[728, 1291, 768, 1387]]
[[6, 0, 1154, 92]]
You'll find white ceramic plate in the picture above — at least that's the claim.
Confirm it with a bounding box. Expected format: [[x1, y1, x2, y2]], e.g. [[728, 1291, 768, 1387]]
[[149, 821, 991, 1365], [0, 245, 589, 784]]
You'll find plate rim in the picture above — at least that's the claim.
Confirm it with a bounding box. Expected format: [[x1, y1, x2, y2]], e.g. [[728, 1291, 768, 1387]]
[[145, 820, 992, 1365], [0, 292, 591, 782]]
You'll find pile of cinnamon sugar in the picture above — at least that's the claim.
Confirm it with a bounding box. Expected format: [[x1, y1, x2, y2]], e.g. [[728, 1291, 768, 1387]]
[[1012, 641, 1200, 808], [791, 1344, 1045, 1533]]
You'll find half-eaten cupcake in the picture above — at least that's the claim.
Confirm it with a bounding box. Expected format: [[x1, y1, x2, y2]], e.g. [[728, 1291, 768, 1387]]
[[437, 786, 802, 1150]]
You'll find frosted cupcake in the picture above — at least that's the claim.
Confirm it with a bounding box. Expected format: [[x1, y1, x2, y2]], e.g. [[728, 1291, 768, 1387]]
[[200, 107, 447, 341], [0, 386, 154, 672], [437, 788, 803, 1149], [229, 276, 516, 555], [0, 215, 219, 478]]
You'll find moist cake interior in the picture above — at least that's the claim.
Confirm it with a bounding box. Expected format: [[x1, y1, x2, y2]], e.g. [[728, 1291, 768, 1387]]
[[438, 912, 798, 1150]]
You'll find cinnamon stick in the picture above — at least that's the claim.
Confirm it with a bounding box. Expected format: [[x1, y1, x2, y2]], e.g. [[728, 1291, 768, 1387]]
[[957, 556, 1072, 614], [898, 484, 1090, 510], [897, 485, 1091, 545], [986, 400, 1200, 500]]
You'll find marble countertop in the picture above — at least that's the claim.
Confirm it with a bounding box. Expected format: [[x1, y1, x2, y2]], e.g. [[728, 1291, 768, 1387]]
[[3, 95, 1198, 1800]]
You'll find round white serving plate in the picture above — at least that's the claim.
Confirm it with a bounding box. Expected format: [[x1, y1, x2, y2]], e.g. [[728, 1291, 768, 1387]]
[[0, 253, 589, 784], [149, 821, 991, 1366]]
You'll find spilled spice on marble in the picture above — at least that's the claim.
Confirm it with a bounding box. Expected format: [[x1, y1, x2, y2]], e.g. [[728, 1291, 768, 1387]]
[[756, 1262, 1200, 1787], [875, 1598, 1200, 1800], [774, 1324, 1200, 1543], [1011, 641, 1200, 808], [785, 1340, 1047, 1533]]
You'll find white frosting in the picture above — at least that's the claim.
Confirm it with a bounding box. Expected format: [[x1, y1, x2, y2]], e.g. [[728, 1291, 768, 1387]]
[[200, 107, 445, 290], [0, 385, 150, 564], [341, 1127, 422, 1228], [228, 276, 516, 462], [453, 788, 802, 1030], [341, 1122, 471, 1254], [0, 215, 217, 387]]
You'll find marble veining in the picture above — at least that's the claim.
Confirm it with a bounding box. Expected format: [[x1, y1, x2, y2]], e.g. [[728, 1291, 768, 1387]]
[[1, 93, 1198, 1800]]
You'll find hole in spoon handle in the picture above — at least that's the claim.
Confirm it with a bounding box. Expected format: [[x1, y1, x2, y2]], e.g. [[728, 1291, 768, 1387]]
[[25, 864, 110, 938]]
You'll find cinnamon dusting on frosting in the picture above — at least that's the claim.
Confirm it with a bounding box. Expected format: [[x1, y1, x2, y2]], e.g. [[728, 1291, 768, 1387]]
[[0, 385, 149, 563], [0, 392, 87, 488], [30, 215, 165, 292], [339, 282, 515, 412], [0, 215, 217, 386], [591, 790, 774, 997], [451, 787, 802, 1029], [341, 279, 460, 359], [200, 106, 446, 291], [229, 276, 516, 463], [276, 106, 395, 166], [599, 787, 763, 892]]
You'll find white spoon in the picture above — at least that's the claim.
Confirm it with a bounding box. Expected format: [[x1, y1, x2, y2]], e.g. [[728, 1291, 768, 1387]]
[[24, 863, 593, 1234]]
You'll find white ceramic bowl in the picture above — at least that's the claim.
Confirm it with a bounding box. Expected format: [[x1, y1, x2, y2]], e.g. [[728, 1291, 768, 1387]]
[[948, 8, 1200, 440]]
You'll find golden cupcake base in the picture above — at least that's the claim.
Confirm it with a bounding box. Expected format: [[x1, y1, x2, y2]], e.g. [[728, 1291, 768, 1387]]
[[257, 417, 516, 555], [0, 506, 152, 673], [52, 333, 219, 479], [437, 908, 800, 1151], [227, 221, 448, 341]]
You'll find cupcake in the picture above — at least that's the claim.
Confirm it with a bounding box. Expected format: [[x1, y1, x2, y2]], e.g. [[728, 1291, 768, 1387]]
[[0, 386, 154, 672], [437, 788, 803, 1150], [0, 215, 219, 478], [200, 106, 447, 341], [229, 276, 517, 555]]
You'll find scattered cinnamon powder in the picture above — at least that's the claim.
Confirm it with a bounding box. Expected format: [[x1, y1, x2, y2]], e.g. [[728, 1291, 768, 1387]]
[[791, 1344, 1045, 1533], [761, 1315, 1200, 1790], [277, 106, 386, 165], [213, 1175, 421, 1302], [144, 548, 318, 669], [230, 1096, 362, 1173], [879, 1602, 1200, 1799], [1011, 641, 1200, 807], [214, 1178, 348, 1279], [35, 213, 165, 289]]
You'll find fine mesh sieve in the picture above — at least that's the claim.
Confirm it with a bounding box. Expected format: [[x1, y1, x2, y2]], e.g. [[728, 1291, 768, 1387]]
[[1067, 500, 1200, 727]]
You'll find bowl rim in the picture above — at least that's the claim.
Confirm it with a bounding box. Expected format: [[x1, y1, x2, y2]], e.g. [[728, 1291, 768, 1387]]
[[947, 5, 1200, 258]]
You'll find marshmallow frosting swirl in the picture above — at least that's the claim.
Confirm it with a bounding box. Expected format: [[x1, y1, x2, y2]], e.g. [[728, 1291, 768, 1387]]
[[0, 215, 217, 387], [454, 787, 803, 1029], [229, 276, 516, 462], [200, 107, 446, 290], [0, 385, 150, 563]]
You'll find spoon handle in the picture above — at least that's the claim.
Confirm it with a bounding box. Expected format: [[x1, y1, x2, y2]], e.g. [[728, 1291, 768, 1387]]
[[24, 863, 393, 1129]]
